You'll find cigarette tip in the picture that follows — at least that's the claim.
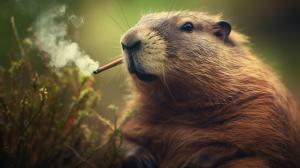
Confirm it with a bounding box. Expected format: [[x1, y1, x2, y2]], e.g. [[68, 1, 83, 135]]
[[93, 68, 101, 74], [93, 57, 123, 75]]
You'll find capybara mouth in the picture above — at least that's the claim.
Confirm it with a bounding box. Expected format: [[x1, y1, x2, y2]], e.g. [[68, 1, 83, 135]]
[[127, 54, 157, 82]]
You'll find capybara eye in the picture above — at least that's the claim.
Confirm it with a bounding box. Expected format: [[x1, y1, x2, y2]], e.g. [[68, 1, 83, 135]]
[[180, 22, 194, 33]]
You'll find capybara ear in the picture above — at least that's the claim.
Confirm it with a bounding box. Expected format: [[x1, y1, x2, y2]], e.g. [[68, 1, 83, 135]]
[[213, 21, 232, 42]]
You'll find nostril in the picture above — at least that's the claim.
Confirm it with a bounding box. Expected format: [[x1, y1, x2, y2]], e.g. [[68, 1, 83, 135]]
[[121, 40, 142, 52], [121, 42, 126, 51], [131, 40, 141, 50]]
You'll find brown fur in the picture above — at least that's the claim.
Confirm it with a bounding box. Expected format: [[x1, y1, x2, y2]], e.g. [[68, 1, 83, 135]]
[[120, 11, 300, 168]]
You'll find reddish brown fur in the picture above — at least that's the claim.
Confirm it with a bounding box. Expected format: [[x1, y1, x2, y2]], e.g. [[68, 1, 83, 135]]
[[120, 12, 300, 168]]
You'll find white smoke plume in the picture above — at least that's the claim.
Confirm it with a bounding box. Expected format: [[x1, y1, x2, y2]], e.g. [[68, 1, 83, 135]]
[[35, 5, 99, 76]]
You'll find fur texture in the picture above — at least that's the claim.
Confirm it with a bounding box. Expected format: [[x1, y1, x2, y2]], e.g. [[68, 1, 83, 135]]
[[120, 11, 300, 168]]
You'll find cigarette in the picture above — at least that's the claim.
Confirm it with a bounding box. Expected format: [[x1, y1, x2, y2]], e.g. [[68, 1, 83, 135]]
[[93, 57, 124, 74]]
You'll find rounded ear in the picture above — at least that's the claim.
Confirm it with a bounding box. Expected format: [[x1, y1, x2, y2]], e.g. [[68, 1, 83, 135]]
[[213, 21, 232, 42]]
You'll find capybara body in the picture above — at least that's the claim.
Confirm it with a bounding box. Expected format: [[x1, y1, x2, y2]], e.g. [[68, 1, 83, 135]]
[[119, 11, 300, 168]]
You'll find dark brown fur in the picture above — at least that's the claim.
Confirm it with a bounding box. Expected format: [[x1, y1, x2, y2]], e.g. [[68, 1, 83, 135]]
[[120, 12, 300, 168]]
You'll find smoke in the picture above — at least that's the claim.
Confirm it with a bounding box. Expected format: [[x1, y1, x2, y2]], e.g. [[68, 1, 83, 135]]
[[35, 5, 99, 76]]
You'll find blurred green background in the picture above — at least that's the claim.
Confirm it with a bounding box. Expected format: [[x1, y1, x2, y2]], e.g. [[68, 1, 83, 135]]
[[1, 0, 300, 110], [1, 1, 299, 166]]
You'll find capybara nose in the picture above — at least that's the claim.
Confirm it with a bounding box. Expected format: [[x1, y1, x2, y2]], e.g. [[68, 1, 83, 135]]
[[121, 40, 141, 53], [121, 30, 142, 53]]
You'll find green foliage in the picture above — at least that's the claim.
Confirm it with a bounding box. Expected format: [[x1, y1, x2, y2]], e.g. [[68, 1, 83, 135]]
[[0, 40, 123, 168]]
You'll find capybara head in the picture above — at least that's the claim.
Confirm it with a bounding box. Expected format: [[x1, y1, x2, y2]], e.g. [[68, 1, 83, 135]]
[[120, 12, 265, 105]]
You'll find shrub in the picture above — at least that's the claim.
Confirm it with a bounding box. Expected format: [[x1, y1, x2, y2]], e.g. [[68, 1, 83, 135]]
[[0, 19, 123, 168]]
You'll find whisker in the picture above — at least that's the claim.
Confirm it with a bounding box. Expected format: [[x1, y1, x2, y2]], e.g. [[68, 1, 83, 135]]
[[162, 65, 175, 100], [109, 14, 126, 32], [169, 0, 178, 10], [114, 0, 131, 29], [167, 0, 178, 19], [103, 6, 126, 33]]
